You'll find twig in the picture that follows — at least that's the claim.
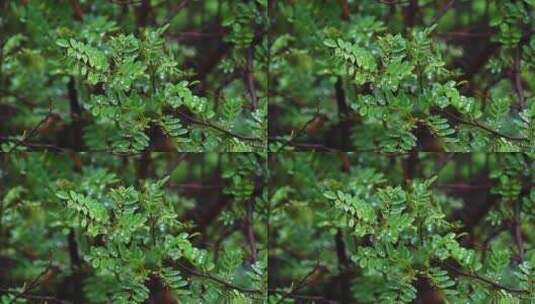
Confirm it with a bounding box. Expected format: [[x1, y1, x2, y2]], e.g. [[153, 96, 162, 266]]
[[67, 0, 84, 21], [245, 45, 258, 110], [335, 77, 352, 150], [135, 0, 152, 28], [445, 264, 529, 294], [443, 111, 528, 142], [6, 102, 54, 153], [109, 0, 142, 4], [67, 77, 84, 150], [435, 183, 493, 191], [0, 289, 67, 304], [429, 0, 456, 26], [175, 263, 263, 294], [334, 229, 352, 302], [269, 290, 337, 303], [512, 46, 525, 112], [0, 136, 69, 152], [275, 261, 323, 304], [337, 0, 351, 20], [275, 103, 321, 152], [377, 0, 410, 4], [163, 0, 192, 24], [513, 200, 524, 262], [176, 111, 263, 142], [177, 31, 224, 39], [244, 200, 257, 263], [7, 258, 56, 304], [271, 139, 339, 152], [436, 31, 492, 38]]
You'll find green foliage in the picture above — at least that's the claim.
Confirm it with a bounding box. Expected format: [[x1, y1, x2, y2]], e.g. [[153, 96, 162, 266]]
[[269, 153, 535, 303], [269, 1, 535, 152], [0, 153, 267, 303], [0, 0, 266, 152]]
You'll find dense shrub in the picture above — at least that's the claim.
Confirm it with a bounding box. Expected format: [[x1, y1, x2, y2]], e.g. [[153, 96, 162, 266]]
[[269, 152, 535, 303], [0, 153, 267, 303], [4, 1, 535, 303], [268, 1, 535, 152], [0, 0, 267, 152]]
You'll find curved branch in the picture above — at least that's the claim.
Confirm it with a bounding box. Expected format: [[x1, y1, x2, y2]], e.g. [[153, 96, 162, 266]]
[[444, 264, 529, 294], [175, 262, 264, 295], [176, 111, 263, 142], [443, 112, 528, 142]]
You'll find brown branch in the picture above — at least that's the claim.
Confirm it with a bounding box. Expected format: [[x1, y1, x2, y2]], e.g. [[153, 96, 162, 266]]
[[6, 258, 58, 303], [403, 0, 418, 28], [430, 0, 456, 26], [378, 0, 410, 4], [0, 290, 66, 303], [275, 103, 321, 152], [334, 77, 352, 150], [67, 77, 84, 150], [274, 261, 326, 304], [109, 0, 142, 4], [443, 111, 528, 142], [332, 155, 353, 303], [334, 230, 352, 303], [269, 289, 337, 303], [435, 183, 493, 191], [67, 227, 84, 303], [444, 264, 529, 294], [135, 0, 152, 28], [136, 151, 151, 182], [245, 45, 258, 110], [512, 46, 525, 112], [6, 103, 54, 152], [0, 136, 70, 152], [512, 200, 524, 262], [176, 110, 263, 142], [269, 139, 340, 152], [336, 0, 351, 20], [175, 262, 263, 294], [244, 200, 257, 264], [68, 0, 84, 21]]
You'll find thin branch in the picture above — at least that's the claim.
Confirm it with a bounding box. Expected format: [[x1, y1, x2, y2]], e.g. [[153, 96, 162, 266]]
[[443, 111, 528, 142], [429, 0, 456, 26], [109, 0, 142, 4], [175, 263, 263, 294], [436, 31, 492, 38], [244, 200, 257, 263], [245, 45, 258, 110], [336, 0, 351, 20], [335, 77, 351, 150], [377, 0, 410, 5], [176, 111, 263, 142], [135, 0, 152, 28], [445, 264, 529, 294], [334, 229, 352, 302], [67, 77, 84, 150], [275, 103, 321, 152], [512, 46, 525, 111], [513, 200, 524, 262], [434, 183, 493, 191], [6, 258, 58, 304], [275, 261, 323, 304], [6, 102, 54, 153], [270, 139, 340, 152], [0, 136, 70, 152], [163, 0, 192, 24], [0, 289, 67, 304], [269, 290, 337, 303], [67, 0, 84, 21]]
